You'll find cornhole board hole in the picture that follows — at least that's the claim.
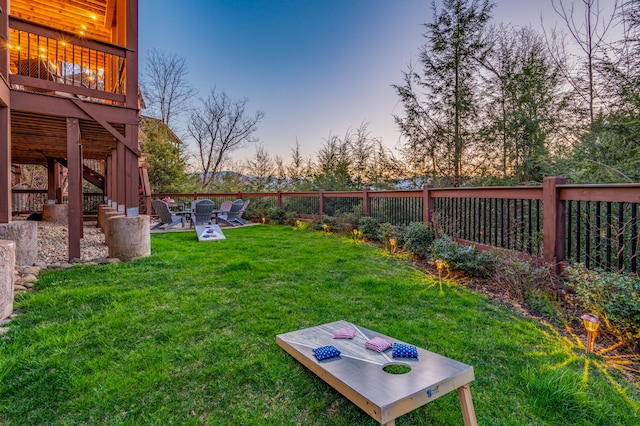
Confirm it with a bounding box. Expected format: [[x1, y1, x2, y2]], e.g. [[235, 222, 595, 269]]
[[195, 224, 226, 241]]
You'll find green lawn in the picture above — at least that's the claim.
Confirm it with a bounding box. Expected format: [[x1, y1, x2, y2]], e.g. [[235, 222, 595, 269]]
[[1, 225, 638, 425]]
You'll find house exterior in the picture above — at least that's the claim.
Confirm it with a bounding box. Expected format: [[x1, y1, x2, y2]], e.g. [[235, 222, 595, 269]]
[[0, 0, 141, 261]]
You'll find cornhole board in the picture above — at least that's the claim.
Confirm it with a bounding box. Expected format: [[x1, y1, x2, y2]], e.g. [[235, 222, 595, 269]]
[[195, 224, 225, 241], [276, 320, 477, 426]]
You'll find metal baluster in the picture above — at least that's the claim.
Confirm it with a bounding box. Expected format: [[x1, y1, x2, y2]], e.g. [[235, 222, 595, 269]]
[[606, 202, 612, 270], [576, 201, 582, 263], [618, 202, 625, 272], [585, 201, 591, 269], [595, 201, 601, 268], [631, 203, 638, 274]]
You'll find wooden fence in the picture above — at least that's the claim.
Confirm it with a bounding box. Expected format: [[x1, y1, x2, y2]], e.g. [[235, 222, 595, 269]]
[[153, 177, 640, 274], [12, 177, 639, 273]]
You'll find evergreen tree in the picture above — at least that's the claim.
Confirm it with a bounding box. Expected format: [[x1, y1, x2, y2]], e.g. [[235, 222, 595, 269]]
[[394, 0, 495, 186]]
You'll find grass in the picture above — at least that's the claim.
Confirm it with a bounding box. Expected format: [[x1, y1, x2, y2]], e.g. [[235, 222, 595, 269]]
[[1, 225, 639, 425]]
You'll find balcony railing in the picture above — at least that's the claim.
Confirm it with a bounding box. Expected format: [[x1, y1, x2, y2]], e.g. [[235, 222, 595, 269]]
[[7, 17, 127, 104]]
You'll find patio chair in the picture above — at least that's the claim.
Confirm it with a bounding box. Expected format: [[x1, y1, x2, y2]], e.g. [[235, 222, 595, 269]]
[[151, 199, 186, 231], [217, 199, 244, 227], [190, 199, 215, 227], [233, 199, 251, 225]]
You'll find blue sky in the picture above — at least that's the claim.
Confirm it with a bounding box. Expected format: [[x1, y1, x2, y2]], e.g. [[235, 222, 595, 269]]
[[138, 0, 564, 164]]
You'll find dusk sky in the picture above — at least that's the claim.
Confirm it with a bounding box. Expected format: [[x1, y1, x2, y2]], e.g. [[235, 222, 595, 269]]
[[138, 1, 578, 164]]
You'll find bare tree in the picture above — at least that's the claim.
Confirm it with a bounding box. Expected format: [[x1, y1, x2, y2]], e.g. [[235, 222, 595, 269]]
[[142, 49, 196, 127], [188, 89, 265, 187], [545, 0, 620, 125], [244, 145, 275, 191]]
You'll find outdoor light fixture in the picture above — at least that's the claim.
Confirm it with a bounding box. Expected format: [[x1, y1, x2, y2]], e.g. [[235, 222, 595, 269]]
[[389, 238, 398, 254], [322, 224, 329, 234], [353, 229, 359, 241], [580, 313, 601, 354], [435, 259, 445, 282], [261, 216, 266, 224]]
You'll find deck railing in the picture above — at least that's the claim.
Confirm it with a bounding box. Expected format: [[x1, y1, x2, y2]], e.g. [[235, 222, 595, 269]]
[[8, 17, 127, 104]]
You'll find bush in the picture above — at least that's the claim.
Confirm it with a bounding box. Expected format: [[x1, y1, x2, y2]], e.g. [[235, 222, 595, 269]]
[[429, 236, 492, 276], [563, 265, 640, 345], [266, 207, 286, 225], [321, 215, 341, 232], [284, 212, 298, 226], [401, 222, 435, 259], [358, 217, 380, 241]]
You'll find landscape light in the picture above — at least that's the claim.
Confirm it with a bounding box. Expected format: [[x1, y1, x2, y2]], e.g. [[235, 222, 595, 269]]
[[435, 259, 445, 282], [389, 238, 398, 254], [580, 313, 601, 354]]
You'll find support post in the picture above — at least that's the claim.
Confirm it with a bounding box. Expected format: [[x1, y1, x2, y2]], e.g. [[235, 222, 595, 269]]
[[0, 106, 9, 224], [363, 187, 371, 217], [423, 184, 433, 223], [116, 143, 126, 213], [66, 118, 82, 261], [318, 190, 325, 218], [543, 176, 566, 273], [125, 136, 138, 216]]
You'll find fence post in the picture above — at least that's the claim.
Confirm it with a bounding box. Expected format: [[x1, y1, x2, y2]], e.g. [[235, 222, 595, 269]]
[[363, 187, 371, 217], [423, 184, 433, 223], [543, 176, 566, 273], [277, 191, 283, 209], [318, 190, 325, 218], [194, 192, 199, 201]]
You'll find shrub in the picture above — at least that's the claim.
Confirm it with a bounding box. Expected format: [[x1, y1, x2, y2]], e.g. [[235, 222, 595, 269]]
[[379, 223, 398, 253], [321, 215, 341, 232], [401, 222, 435, 259], [358, 217, 380, 241], [491, 253, 564, 319], [284, 212, 298, 226], [563, 265, 640, 345], [266, 207, 286, 225], [429, 236, 492, 276]]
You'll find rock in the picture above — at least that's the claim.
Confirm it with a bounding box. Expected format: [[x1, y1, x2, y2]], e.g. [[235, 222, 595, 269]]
[[23, 282, 35, 289], [16, 274, 37, 284], [22, 266, 41, 275], [0, 327, 9, 334], [60, 263, 73, 269], [48, 263, 61, 269], [14, 284, 27, 291], [33, 262, 47, 268]]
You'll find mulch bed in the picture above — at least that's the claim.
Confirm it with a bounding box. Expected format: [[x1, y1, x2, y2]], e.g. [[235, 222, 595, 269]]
[[412, 257, 640, 382]]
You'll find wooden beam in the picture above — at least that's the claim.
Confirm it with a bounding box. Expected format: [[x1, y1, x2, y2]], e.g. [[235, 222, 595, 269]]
[[66, 117, 82, 261], [11, 91, 138, 125], [70, 98, 140, 155], [105, 0, 117, 27]]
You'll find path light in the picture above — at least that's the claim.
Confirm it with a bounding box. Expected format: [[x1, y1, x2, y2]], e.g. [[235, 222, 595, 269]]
[[261, 216, 266, 224], [389, 238, 398, 254], [322, 224, 329, 234], [295, 219, 300, 229], [435, 259, 445, 282], [580, 314, 601, 354], [353, 229, 359, 241]]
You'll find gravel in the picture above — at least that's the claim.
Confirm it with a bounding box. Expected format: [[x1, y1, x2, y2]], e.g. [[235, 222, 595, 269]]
[[37, 221, 108, 264]]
